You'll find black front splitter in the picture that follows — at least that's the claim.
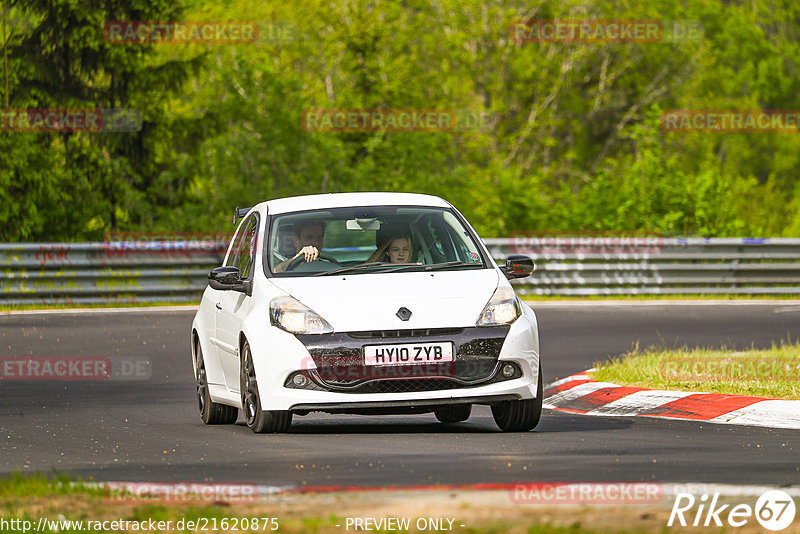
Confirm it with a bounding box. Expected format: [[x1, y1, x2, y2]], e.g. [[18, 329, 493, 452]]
[[289, 393, 521, 415]]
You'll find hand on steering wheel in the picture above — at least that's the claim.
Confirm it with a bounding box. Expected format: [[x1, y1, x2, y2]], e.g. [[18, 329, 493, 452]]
[[285, 248, 337, 271]]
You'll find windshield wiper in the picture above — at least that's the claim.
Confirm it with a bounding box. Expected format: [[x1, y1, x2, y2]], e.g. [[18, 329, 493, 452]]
[[375, 262, 425, 273], [317, 262, 388, 276], [380, 261, 484, 273], [422, 261, 484, 271], [319, 261, 484, 276]]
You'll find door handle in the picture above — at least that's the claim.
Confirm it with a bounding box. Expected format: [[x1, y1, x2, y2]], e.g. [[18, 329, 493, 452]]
[[215, 302, 223, 310]]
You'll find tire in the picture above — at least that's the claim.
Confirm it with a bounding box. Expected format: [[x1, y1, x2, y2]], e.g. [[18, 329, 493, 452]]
[[240, 341, 292, 433], [491, 362, 543, 432], [196, 342, 238, 425], [434, 404, 472, 423]]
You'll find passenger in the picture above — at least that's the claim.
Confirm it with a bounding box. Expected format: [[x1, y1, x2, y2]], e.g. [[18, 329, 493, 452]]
[[273, 221, 325, 273], [367, 234, 413, 264]]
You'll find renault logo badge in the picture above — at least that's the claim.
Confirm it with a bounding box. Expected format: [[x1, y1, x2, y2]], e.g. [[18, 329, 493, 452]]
[[396, 307, 412, 321]]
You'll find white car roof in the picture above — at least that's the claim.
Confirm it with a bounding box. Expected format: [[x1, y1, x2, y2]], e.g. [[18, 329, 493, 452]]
[[256, 192, 452, 215]]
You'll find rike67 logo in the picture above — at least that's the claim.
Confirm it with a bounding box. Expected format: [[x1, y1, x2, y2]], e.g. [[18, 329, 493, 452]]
[[669, 490, 796, 531]]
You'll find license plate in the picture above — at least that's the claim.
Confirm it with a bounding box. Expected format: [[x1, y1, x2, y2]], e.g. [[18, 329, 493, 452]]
[[364, 342, 454, 366]]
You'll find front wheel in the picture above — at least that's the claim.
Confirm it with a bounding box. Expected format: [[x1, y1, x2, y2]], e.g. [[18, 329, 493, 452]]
[[491, 362, 543, 432], [240, 341, 292, 433], [196, 343, 238, 425]]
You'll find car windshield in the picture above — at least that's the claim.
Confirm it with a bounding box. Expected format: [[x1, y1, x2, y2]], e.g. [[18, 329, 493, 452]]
[[265, 206, 488, 276]]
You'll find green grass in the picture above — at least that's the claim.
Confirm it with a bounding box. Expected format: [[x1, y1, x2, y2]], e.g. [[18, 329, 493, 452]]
[[0, 473, 103, 498], [593, 342, 800, 399]]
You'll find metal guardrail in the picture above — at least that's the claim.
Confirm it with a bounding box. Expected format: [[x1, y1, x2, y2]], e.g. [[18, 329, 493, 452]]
[[485, 237, 800, 296], [2, 238, 800, 305], [0, 242, 227, 305]]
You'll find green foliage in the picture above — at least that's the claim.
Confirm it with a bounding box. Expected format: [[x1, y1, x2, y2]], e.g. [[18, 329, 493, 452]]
[[2, 0, 205, 239], [2, 0, 800, 239]]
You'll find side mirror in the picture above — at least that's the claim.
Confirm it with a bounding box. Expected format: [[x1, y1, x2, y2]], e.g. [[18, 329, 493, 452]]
[[208, 266, 251, 294], [500, 255, 534, 280]]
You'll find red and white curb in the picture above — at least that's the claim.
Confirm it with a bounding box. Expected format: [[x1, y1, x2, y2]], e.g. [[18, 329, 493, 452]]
[[543, 371, 800, 430]]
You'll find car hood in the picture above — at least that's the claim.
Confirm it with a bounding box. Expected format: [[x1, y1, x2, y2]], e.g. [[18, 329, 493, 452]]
[[268, 269, 500, 332]]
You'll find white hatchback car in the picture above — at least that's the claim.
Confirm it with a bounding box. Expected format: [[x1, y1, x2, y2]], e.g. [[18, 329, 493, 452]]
[[191, 192, 541, 433]]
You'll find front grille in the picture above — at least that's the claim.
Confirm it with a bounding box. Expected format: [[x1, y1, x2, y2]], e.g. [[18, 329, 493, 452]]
[[306, 361, 522, 393], [283, 362, 523, 393], [313, 360, 498, 387], [348, 328, 463, 339], [355, 379, 463, 394], [311, 373, 490, 394]]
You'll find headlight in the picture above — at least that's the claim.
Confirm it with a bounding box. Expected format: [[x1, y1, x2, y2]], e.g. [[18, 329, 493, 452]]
[[476, 286, 521, 326], [270, 296, 333, 334]]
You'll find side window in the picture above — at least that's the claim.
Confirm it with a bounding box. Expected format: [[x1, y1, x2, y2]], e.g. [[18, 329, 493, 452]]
[[225, 214, 259, 279], [224, 224, 246, 269], [427, 217, 458, 261], [442, 211, 482, 263], [426, 220, 446, 256]]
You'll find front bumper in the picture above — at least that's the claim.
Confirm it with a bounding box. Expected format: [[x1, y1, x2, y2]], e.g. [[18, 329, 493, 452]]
[[245, 314, 540, 412], [292, 326, 511, 392]]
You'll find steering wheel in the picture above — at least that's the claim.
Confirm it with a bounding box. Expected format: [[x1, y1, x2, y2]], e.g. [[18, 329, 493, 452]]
[[285, 252, 339, 271]]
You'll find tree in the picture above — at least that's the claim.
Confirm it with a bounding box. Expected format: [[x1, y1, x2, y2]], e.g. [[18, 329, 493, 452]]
[[3, 0, 207, 239]]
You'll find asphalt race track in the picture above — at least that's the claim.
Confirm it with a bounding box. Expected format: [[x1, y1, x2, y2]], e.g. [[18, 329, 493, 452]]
[[1, 303, 799, 487]]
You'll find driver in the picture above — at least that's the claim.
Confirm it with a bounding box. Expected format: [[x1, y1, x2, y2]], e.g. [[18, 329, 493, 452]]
[[273, 224, 297, 263], [273, 221, 325, 273]]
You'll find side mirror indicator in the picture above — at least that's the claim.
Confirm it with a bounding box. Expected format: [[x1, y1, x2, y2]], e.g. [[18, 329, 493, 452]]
[[500, 255, 534, 280], [208, 266, 248, 293]]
